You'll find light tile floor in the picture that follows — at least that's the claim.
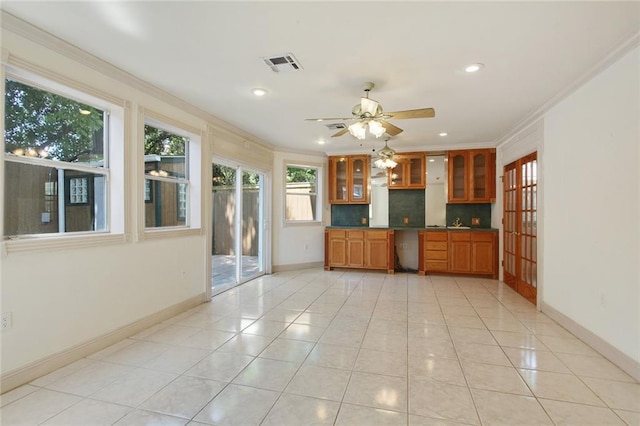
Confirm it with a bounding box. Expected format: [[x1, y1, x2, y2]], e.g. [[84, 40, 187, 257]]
[[2, 270, 639, 425]]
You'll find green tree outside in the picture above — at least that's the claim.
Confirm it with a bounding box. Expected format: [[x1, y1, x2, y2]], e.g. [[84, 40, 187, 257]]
[[4, 79, 104, 162]]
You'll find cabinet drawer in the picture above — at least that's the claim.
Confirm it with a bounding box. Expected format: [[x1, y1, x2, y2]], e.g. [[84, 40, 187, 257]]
[[425, 241, 447, 251], [425, 261, 448, 271], [347, 230, 365, 239], [425, 232, 448, 241], [450, 232, 471, 241], [366, 230, 388, 240], [426, 250, 447, 260], [472, 232, 494, 242], [329, 230, 346, 238]]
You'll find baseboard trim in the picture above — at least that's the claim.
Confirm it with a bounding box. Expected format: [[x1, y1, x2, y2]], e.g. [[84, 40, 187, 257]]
[[272, 261, 323, 273], [0, 293, 206, 394], [541, 301, 640, 381]]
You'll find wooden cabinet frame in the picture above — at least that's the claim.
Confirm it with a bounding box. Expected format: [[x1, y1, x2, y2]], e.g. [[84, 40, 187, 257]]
[[325, 229, 395, 274], [447, 149, 496, 203], [329, 155, 370, 204], [419, 230, 498, 278], [388, 152, 426, 189]]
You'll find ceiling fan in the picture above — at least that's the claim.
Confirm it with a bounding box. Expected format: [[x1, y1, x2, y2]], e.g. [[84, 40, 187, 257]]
[[305, 82, 435, 139]]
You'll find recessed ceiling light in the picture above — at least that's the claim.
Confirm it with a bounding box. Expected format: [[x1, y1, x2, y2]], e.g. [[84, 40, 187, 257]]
[[465, 63, 484, 73], [429, 159, 435, 163], [317, 139, 325, 145], [251, 88, 268, 96], [316, 119, 324, 122], [439, 132, 448, 137]]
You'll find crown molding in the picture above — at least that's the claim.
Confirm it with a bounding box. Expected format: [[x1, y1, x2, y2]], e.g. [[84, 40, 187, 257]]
[[496, 30, 640, 146], [1, 11, 275, 153]]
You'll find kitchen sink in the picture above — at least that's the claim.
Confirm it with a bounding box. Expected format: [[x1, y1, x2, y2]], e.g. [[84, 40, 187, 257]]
[[447, 226, 471, 229]]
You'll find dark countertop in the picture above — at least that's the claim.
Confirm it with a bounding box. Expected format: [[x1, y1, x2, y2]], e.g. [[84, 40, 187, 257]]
[[325, 226, 499, 232]]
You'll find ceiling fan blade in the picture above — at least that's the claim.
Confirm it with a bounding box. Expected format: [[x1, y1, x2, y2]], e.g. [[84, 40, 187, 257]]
[[331, 128, 350, 137], [361, 97, 379, 116], [385, 108, 435, 119], [380, 120, 403, 136]]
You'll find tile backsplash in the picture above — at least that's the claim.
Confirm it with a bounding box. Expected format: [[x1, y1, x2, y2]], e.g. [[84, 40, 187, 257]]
[[331, 204, 369, 226], [446, 203, 492, 228], [388, 189, 426, 228]]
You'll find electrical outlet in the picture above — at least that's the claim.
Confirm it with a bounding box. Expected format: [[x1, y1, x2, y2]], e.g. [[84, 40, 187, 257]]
[[1, 312, 12, 330], [361, 217, 367, 225], [403, 217, 409, 225]]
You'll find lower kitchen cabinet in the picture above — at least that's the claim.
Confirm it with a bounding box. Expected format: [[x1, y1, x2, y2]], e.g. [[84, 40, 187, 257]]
[[419, 230, 498, 278], [325, 228, 395, 274]]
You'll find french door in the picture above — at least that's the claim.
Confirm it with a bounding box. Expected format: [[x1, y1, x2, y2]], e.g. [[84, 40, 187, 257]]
[[503, 152, 537, 304], [212, 162, 264, 295]]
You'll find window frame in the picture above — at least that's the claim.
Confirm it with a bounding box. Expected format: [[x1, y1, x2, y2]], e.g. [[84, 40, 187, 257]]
[[284, 162, 322, 225], [141, 113, 201, 237], [2, 66, 125, 246]]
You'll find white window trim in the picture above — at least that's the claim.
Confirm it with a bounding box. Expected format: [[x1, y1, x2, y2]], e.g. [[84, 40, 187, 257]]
[[140, 111, 202, 239], [283, 161, 323, 226], [2, 65, 127, 250]]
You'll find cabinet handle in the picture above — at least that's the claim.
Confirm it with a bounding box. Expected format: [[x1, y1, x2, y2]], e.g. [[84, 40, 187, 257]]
[[514, 232, 520, 236]]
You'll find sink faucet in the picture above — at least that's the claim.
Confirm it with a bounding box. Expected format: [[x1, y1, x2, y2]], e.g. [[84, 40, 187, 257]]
[[452, 217, 463, 227]]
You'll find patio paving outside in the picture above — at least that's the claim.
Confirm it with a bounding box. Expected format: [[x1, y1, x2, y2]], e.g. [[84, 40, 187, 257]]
[[212, 255, 261, 295]]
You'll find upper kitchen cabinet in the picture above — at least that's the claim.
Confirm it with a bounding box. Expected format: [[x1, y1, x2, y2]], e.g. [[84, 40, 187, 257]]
[[388, 152, 426, 189], [447, 149, 496, 203], [329, 155, 370, 204]]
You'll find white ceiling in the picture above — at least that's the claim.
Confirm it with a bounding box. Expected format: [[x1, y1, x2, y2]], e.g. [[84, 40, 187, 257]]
[[2, 2, 639, 155]]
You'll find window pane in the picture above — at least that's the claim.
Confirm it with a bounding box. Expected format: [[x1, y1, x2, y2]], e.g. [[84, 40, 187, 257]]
[[5, 79, 105, 165], [4, 161, 107, 236], [286, 166, 318, 221], [145, 179, 187, 228], [144, 125, 187, 178]]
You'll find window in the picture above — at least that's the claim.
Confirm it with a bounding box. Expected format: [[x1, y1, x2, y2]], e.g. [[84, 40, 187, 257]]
[[144, 123, 190, 228], [285, 164, 321, 222], [4, 77, 113, 237]]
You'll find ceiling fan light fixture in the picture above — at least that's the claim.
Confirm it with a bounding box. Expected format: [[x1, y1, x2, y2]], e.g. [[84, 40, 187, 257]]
[[348, 122, 366, 140], [368, 120, 385, 138], [374, 157, 397, 170], [374, 139, 397, 169]]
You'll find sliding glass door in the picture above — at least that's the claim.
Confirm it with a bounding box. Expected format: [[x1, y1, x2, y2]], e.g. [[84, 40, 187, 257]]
[[212, 162, 264, 295]]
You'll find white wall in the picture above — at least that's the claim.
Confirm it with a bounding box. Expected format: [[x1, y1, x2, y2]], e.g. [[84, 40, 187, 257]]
[[272, 151, 327, 269], [542, 45, 639, 364], [0, 20, 276, 381]]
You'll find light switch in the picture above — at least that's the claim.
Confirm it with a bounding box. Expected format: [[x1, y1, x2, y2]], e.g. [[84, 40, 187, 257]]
[[472, 217, 480, 225]]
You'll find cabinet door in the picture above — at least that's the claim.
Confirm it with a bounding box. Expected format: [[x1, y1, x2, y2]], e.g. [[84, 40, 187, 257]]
[[365, 230, 389, 269], [366, 239, 389, 268], [347, 239, 365, 267], [471, 234, 495, 275], [449, 233, 472, 272], [389, 160, 405, 187], [329, 238, 346, 266], [350, 157, 367, 203], [469, 149, 496, 202], [407, 155, 425, 188], [470, 151, 488, 201], [330, 157, 349, 203], [448, 152, 468, 202]]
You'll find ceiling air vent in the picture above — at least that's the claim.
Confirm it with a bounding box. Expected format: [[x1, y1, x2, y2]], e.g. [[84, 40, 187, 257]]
[[325, 123, 346, 130], [262, 53, 303, 73]]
